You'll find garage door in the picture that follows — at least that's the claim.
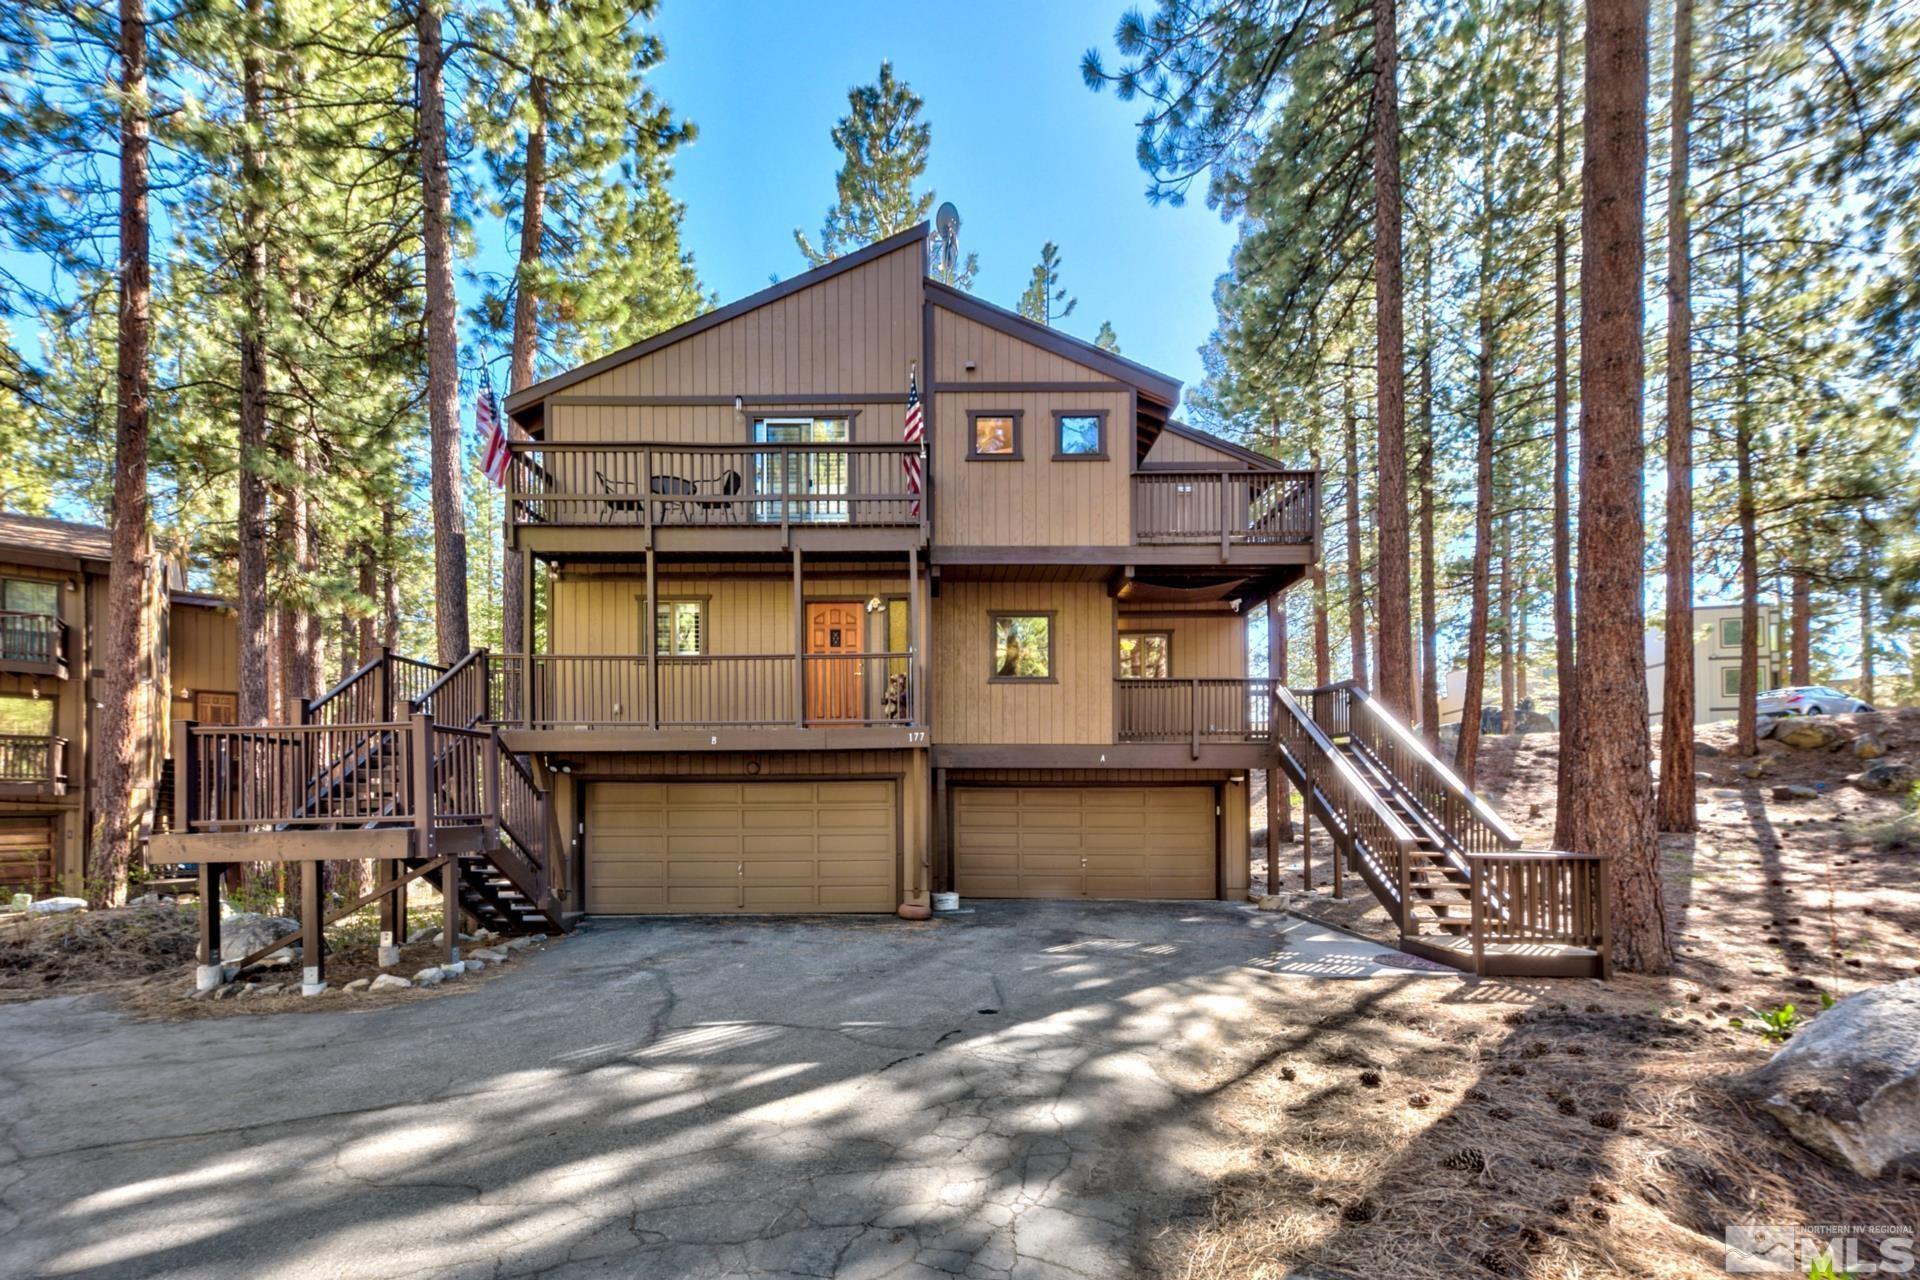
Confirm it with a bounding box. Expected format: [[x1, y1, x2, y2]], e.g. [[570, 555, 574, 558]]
[[953, 786, 1215, 900], [586, 780, 896, 913]]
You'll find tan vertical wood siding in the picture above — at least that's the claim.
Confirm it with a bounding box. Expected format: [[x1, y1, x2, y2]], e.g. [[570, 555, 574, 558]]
[[1143, 428, 1252, 469], [929, 390, 1133, 546], [166, 602, 238, 738], [930, 581, 1112, 745], [1118, 610, 1248, 678]]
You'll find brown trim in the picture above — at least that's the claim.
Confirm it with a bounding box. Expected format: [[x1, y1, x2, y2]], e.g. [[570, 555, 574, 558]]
[[933, 743, 1277, 769], [925, 280, 1182, 404], [1051, 409, 1110, 461], [506, 223, 932, 417], [987, 610, 1057, 683], [550, 394, 906, 408], [934, 380, 1132, 394], [1155, 420, 1283, 472], [966, 410, 1024, 461], [932, 545, 1314, 568]]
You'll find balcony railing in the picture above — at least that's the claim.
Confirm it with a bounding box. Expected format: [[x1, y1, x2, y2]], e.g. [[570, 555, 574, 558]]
[[1133, 469, 1318, 551], [0, 734, 68, 795], [1115, 678, 1275, 750], [0, 611, 69, 672], [489, 652, 920, 732], [507, 442, 927, 537]]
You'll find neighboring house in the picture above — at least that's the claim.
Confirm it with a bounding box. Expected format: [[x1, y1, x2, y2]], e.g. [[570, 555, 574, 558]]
[[494, 224, 1318, 914], [1434, 602, 1788, 729], [0, 513, 236, 895]]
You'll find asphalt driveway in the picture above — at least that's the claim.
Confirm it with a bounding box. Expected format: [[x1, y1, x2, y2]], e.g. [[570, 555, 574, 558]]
[[0, 900, 1442, 1279]]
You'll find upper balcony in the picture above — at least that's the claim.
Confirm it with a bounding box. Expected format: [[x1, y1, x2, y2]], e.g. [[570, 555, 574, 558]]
[[1132, 469, 1320, 562], [507, 441, 928, 556], [0, 734, 68, 797], [0, 611, 70, 678]]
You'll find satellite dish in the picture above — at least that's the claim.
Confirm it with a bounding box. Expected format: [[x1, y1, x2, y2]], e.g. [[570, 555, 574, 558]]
[[935, 202, 960, 276]]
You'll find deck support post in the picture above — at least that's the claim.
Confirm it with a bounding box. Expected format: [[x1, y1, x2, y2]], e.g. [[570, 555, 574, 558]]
[[520, 550, 536, 727], [300, 860, 326, 996], [377, 856, 405, 967], [195, 860, 224, 988], [1267, 593, 1293, 843], [441, 854, 461, 967], [645, 547, 658, 731], [1299, 763, 1313, 893], [908, 547, 922, 726], [792, 547, 805, 727], [933, 766, 949, 894]]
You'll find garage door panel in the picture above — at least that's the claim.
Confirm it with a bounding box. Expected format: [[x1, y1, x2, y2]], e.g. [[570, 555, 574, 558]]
[[588, 780, 895, 914], [954, 786, 1215, 901]]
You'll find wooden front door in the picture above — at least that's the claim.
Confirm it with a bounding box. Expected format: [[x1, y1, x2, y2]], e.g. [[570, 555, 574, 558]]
[[805, 601, 863, 724]]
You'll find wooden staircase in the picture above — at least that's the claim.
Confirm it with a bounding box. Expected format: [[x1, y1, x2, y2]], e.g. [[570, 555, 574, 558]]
[[1274, 683, 1611, 979], [151, 648, 569, 985]]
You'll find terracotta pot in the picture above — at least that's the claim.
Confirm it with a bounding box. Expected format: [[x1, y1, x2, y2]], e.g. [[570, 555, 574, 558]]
[[896, 901, 932, 921]]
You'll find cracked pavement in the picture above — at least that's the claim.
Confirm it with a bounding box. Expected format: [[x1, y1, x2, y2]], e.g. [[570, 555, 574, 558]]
[[0, 900, 1443, 1278]]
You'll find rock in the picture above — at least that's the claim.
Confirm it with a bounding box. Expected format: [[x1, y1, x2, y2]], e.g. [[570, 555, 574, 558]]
[[1776, 720, 1851, 751], [26, 896, 87, 915], [222, 912, 302, 963], [211, 982, 245, 1000], [504, 937, 534, 951], [343, 978, 373, 993], [463, 959, 486, 972], [412, 966, 444, 988], [1854, 734, 1889, 761], [1854, 762, 1920, 793], [1756, 717, 1779, 740], [406, 927, 435, 944], [1733, 977, 1920, 1178], [528, 933, 547, 945], [370, 973, 411, 992], [437, 963, 464, 981], [1772, 784, 1819, 802], [470, 947, 508, 963], [1736, 759, 1772, 780], [1255, 895, 1288, 912], [1695, 742, 1723, 758]]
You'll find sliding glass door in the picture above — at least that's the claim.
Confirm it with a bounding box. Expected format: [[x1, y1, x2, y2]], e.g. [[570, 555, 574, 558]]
[[754, 418, 850, 522]]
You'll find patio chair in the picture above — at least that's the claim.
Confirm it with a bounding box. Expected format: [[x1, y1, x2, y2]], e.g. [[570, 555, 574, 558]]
[[595, 471, 645, 524]]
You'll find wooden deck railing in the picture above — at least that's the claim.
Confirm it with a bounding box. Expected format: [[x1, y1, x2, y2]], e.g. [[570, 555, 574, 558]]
[[0, 734, 67, 793], [0, 611, 69, 670], [306, 648, 449, 726], [1115, 678, 1274, 753], [508, 441, 928, 538], [1133, 469, 1318, 553], [1469, 851, 1611, 978], [410, 649, 489, 729], [488, 652, 919, 731]]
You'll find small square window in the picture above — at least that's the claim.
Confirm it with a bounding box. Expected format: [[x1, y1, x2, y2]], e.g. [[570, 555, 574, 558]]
[[1719, 618, 1743, 650], [1721, 666, 1743, 698], [1118, 633, 1170, 679], [1054, 412, 1107, 460], [990, 614, 1053, 680], [968, 411, 1022, 460], [194, 692, 238, 725]]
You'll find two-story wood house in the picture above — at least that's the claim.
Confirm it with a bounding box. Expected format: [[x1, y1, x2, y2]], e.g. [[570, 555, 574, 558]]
[[497, 224, 1318, 916], [0, 512, 236, 895]]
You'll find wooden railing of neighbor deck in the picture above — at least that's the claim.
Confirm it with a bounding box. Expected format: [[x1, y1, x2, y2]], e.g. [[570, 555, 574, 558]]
[[1133, 469, 1319, 554]]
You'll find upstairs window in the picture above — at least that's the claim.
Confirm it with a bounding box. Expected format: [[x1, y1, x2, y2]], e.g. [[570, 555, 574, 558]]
[[1054, 412, 1107, 460], [0, 579, 57, 616], [654, 600, 706, 656], [968, 411, 1022, 460], [1118, 632, 1171, 680], [0, 694, 53, 736], [990, 613, 1053, 681], [1719, 618, 1743, 650]]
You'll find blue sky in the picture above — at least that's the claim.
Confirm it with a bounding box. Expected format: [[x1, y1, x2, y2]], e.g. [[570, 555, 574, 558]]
[[625, 0, 1238, 400]]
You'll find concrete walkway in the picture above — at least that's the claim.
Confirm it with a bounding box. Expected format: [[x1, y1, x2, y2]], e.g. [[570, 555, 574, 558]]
[[0, 900, 1448, 1279]]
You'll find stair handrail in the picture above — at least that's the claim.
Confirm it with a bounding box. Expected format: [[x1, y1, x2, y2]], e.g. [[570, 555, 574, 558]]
[[410, 649, 489, 729], [307, 650, 389, 725], [1274, 685, 1420, 932], [1320, 682, 1521, 855]]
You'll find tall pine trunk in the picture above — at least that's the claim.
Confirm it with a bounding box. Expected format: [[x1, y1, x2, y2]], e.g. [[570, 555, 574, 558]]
[[1371, 0, 1411, 716], [1789, 564, 1812, 684], [92, 0, 155, 905], [1858, 522, 1876, 703], [1656, 0, 1697, 832], [1417, 251, 1441, 746], [1565, 0, 1668, 973], [236, 0, 271, 727], [503, 15, 551, 661], [1733, 200, 1759, 758], [418, 0, 469, 663], [1551, 0, 1578, 844], [1499, 516, 1515, 735], [1454, 307, 1495, 786], [1342, 383, 1368, 689]]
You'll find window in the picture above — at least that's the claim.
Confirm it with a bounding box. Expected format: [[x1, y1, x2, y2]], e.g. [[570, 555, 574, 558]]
[[1721, 666, 1743, 699], [968, 411, 1023, 460], [1053, 411, 1108, 460], [990, 613, 1053, 681], [0, 579, 57, 616], [0, 694, 52, 736], [1118, 632, 1171, 679], [753, 417, 851, 522], [194, 692, 238, 725], [654, 600, 706, 656], [1719, 618, 1743, 650]]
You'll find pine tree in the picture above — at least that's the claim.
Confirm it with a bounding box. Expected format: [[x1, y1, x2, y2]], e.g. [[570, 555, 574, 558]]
[[1094, 320, 1120, 352], [1017, 242, 1077, 326], [795, 62, 936, 266]]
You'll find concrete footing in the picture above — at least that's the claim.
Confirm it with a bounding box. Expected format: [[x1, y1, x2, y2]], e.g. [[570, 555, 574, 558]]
[[377, 944, 401, 968], [301, 982, 328, 998], [195, 964, 225, 992]]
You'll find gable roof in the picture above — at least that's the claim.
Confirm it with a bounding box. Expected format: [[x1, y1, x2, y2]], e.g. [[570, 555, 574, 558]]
[[923, 280, 1183, 406], [0, 511, 113, 564], [1154, 420, 1285, 471], [504, 222, 934, 419]]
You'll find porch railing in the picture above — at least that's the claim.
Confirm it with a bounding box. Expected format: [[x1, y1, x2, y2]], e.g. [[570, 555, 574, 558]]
[[0, 734, 67, 793], [1115, 678, 1274, 752], [1468, 851, 1611, 976], [1133, 469, 1319, 552], [488, 652, 920, 731], [507, 441, 928, 537], [305, 648, 449, 726], [0, 611, 69, 669]]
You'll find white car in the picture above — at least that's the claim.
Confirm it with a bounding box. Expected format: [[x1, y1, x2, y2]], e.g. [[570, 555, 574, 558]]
[[1756, 685, 1875, 717]]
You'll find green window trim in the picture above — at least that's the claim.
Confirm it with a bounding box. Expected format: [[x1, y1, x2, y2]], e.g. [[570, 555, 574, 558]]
[[1721, 665, 1743, 698]]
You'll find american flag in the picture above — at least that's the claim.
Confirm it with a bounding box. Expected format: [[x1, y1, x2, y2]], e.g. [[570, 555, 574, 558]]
[[477, 382, 509, 487], [902, 368, 924, 516]]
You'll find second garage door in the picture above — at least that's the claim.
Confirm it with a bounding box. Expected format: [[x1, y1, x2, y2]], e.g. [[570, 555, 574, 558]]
[[587, 780, 896, 913], [953, 786, 1216, 900]]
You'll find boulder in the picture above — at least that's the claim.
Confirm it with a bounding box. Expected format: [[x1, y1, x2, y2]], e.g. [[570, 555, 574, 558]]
[[406, 927, 435, 944], [470, 947, 508, 963], [1736, 758, 1772, 780], [1695, 742, 1723, 758], [463, 959, 486, 973], [504, 936, 534, 951], [1854, 734, 1889, 761], [1776, 720, 1851, 751], [412, 966, 444, 988], [342, 978, 373, 993], [1853, 762, 1920, 794], [437, 963, 464, 981], [1255, 895, 1288, 912], [1771, 784, 1818, 802], [370, 973, 411, 992], [222, 913, 301, 963], [1733, 977, 1920, 1178]]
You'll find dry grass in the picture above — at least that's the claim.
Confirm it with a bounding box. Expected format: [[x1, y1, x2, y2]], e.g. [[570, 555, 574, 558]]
[[0, 900, 200, 999], [1210, 710, 1920, 1279]]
